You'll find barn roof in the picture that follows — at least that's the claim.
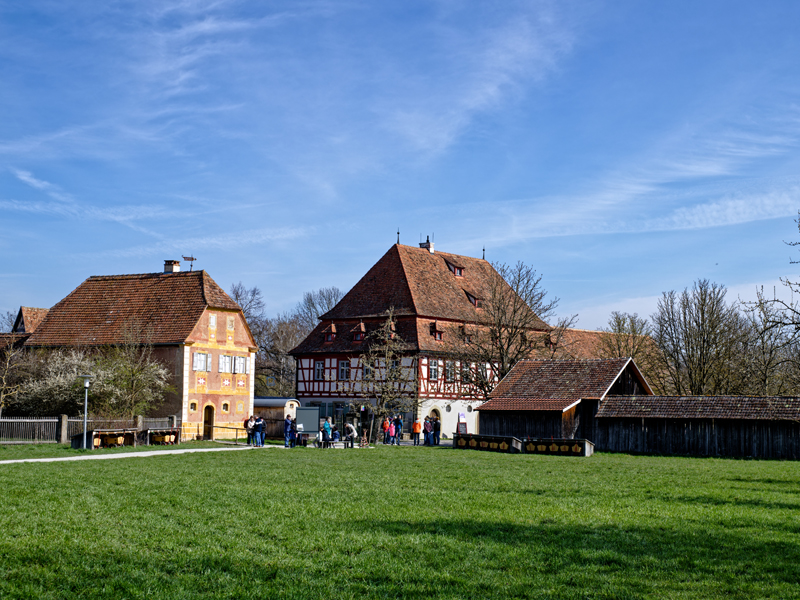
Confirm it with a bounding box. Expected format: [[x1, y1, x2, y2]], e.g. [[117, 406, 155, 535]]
[[477, 358, 649, 412], [25, 270, 242, 347], [598, 395, 800, 421]]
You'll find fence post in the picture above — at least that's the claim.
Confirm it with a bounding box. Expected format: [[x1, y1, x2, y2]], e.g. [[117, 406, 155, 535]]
[[60, 415, 69, 444], [136, 415, 144, 431]]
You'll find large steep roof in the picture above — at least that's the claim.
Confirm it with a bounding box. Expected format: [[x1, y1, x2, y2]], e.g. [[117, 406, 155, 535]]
[[321, 244, 549, 327], [25, 270, 241, 347], [478, 358, 644, 412]]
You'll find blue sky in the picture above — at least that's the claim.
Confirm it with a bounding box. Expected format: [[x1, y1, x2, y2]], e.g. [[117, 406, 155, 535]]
[[2, 0, 800, 329]]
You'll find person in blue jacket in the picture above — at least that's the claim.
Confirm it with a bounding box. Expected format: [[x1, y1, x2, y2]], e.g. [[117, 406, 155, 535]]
[[284, 414, 292, 448], [254, 416, 264, 447]]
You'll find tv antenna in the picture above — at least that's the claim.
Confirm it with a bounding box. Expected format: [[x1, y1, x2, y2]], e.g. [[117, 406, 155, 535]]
[[182, 255, 197, 271]]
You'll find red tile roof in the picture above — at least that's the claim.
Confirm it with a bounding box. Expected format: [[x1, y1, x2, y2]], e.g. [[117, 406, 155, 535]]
[[13, 307, 50, 334], [321, 244, 549, 328], [25, 270, 241, 347], [477, 358, 633, 412], [293, 244, 549, 356], [598, 395, 800, 421]]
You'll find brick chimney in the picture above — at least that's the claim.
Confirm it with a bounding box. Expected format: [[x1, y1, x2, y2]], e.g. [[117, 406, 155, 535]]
[[164, 260, 181, 273], [419, 235, 434, 254]]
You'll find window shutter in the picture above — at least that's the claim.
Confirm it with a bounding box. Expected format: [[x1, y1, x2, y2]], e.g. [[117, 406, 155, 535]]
[[219, 354, 224, 372], [193, 353, 199, 371]]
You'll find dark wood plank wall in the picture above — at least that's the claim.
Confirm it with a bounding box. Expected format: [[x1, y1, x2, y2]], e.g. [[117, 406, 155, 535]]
[[594, 417, 800, 459], [479, 411, 567, 439]]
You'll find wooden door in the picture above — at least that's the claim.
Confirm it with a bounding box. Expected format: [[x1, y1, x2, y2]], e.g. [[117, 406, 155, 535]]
[[203, 405, 214, 440]]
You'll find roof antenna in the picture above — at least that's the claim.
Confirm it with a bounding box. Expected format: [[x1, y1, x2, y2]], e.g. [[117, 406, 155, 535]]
[[482, 246, 485, 260], [182, 255, 197, 271], [397, 228, 400, 244]]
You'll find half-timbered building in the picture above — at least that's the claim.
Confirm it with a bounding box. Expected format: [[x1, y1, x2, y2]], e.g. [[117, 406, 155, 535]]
[[290, 239, 558, 436]]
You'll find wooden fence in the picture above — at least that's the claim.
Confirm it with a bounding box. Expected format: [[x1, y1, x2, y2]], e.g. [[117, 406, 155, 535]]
[[1, 416, 179, 445]]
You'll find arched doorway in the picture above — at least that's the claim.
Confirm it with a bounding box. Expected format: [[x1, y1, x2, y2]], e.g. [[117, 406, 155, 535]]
[[429, 408, 441, 420], [203, 405, 215, 440]]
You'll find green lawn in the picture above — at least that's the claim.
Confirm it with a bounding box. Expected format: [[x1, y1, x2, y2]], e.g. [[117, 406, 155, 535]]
[[1, 446, 798, 599]]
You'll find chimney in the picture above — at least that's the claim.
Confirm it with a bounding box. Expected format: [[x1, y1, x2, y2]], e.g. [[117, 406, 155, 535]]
[[164, 260, 181, 273], [419, 235, 434, 254]]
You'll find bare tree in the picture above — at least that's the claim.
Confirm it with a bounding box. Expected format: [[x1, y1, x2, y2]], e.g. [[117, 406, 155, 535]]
[[294, 286, 343, 332], [1, 310, 15, 333], [229, 282, 266, 325], [94, 321, 172, 419], [346, 309, 418, 442], [650, 279, 749, 395], [0, 335, 24, 418], [597, 312, 663, 393], [448, 261, 576, 400], [251, 312, 307, 397]]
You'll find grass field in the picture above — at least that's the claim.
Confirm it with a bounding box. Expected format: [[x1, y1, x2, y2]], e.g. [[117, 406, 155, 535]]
[[1, 445, 799, 599]]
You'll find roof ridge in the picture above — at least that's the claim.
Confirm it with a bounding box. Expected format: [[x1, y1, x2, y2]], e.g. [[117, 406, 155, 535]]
[[395, 245, 421, 316], [88, 271, 202, 280]]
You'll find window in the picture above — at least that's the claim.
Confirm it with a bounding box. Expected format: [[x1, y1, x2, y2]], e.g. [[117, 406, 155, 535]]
[[429, 359, 439, 380], [467, 405, 473, 413], [363, 361, 373, 379], [339, 360, 351, 381], [479, 363, 488, 381], [445, 361, 455, 382], [446, 261, 464, 277], [446, 404, 452, 412], [227, 316, 235, 330], [325, 332, 335, 342], [222, 403, 230, 413], [435, 331, 443, 341], [190, 402, 197, 412], [461, 362, 471, 381], [208, 314, 216, 328], [353, 332, 364, 341], [192, 352, 209, 371], [314, 361, 324, 380], [219, 354, 232, 373], [465, 292, 482, 308], [233, 356, 248, 374]]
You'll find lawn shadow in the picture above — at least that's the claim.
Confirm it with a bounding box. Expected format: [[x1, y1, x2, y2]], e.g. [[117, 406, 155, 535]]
[[348, 517, 800, 598]]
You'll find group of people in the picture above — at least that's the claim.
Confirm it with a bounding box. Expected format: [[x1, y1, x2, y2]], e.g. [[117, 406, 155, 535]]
[[244, 415, 267, 446], [381, 415, 404, 445], [251, 413, 443, 448], [411, 415, 441, 446], [312, 416, 359, 448], [385, 414, 441, 446]]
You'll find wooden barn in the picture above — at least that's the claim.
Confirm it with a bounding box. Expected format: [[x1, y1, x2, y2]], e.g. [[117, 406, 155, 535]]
[[253, 397, 300, 438], [476, 358, 652, 439], [593, 395, 800, 459]]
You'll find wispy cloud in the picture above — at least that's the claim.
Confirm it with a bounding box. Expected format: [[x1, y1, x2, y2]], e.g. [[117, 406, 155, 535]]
[[91, 225, 311, 259], [383, 8, 575, 155]]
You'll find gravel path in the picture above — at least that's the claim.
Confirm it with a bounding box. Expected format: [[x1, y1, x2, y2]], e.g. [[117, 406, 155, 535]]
[[0, 445, 274, 465]]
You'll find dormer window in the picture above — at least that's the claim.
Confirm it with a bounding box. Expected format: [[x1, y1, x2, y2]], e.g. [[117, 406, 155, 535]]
[[351, 321, 366, 342], [430, 321, 443, 340], [323, 324, 337, 342], [446, 260, 464, 277], [325, 332, 335, 342], [465, 292, 482, 308]]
